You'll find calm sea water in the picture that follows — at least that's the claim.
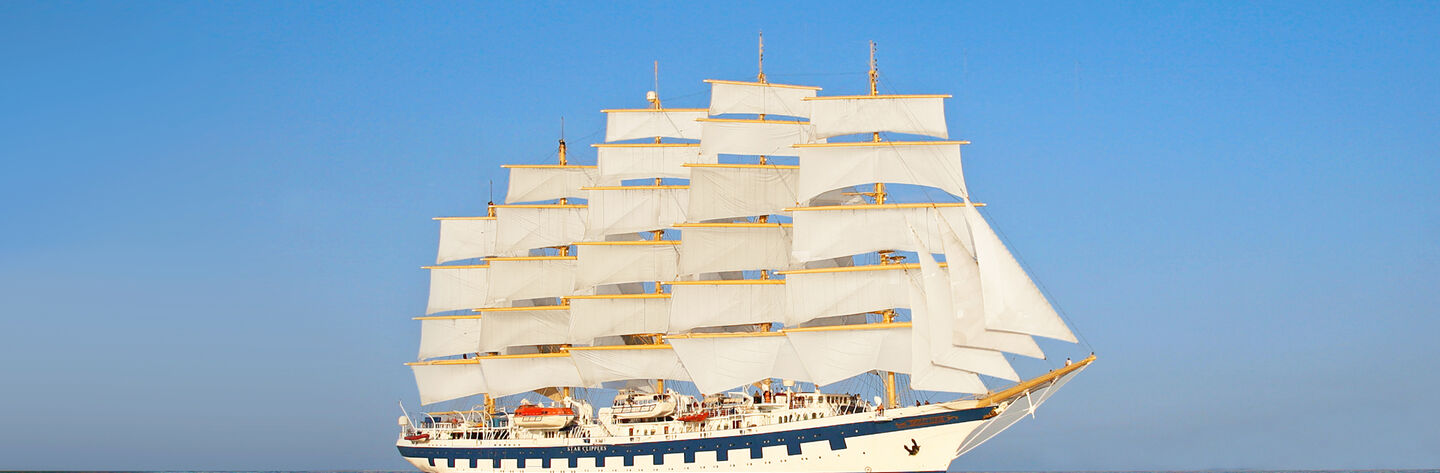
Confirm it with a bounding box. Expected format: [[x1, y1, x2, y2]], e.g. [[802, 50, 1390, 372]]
[[15, 470, 1436, 473]]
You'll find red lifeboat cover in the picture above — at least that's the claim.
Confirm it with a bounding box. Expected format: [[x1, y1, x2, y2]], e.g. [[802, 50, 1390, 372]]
[[678, 412, 710, 422], [514, 406, 575, 417]]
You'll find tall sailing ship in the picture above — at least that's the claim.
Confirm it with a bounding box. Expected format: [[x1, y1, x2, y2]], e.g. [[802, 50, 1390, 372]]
[[398, 40, 1095, 473]]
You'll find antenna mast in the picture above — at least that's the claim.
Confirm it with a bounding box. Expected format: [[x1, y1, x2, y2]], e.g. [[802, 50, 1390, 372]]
[[757, 31, 766, 84], [757, 32, 770, 166], [648, 61, 662, 110], [487, 180, 495, 217], [868, 40, 879, 96], [558, 117, 568, 166]]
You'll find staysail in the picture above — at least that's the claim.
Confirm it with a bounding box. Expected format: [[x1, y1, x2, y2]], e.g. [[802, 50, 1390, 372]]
[[962, 205, 1078, 342]]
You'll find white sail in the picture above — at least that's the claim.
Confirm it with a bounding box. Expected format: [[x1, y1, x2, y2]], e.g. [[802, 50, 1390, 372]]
[[574, 241, 681, 289], [698, 119, 821, 160], [568, 346, 691, 385], [789, 203, 973, 263], [476, 307, 571, 353], [805, 95, 949, 139], [503, 165, 601, 204], [705, 80, 819, 118], [486, 257, 577, 305], [594, 143, 714, 181], [478, 355, 586, 397], [604, 109, 707, 142], [493, 205, 587, 255], [785, 323, 999, 391], [781, 266, 913, 326], [964, 206, 1078, 342], [936, 224, 1044, 358], [417, 318, 482, 360], [782, 325, 908, 386], [412, 363, 488, 405], [685, 165, 799, 222], [436, 217, 499, 264], [567, 295, 671, 344], [666, 333, 811, 394], [795, 142, 967, 202], [426, 265, 489, 314], [675, 223, 793, 275], [667, 281, 787, 333], [904, 290, 991, 393], [907, 248, 1021, 382], [585, 186, 689, 238]]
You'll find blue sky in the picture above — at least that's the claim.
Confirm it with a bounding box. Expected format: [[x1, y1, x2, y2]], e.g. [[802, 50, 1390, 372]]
[[1, 1, 1437, 470]]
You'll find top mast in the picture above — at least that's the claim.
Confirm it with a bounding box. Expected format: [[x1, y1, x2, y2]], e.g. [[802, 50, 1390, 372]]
[[558, 117, 568, 166], [649, 60, 662, 111], [757, 32, 770, 166], [757, 31, 766, 84], [557, 119, 571, 256], [869, 41, 886, 204], [650, 61, 664, 182], [868, 40, 879, 97]]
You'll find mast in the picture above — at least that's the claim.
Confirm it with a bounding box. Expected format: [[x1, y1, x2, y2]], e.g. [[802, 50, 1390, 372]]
[[757, 31, 766, 85], [869, 41, 886, 204], [758, 32, 768, 165], [867, 40, 898, 408], [651, 61, 665, 186], [557, 118, 571, 256]]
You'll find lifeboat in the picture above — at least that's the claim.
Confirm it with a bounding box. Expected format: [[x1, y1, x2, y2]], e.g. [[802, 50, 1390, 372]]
[[678, 412, 710, 423], [404, 433, 430, 443], [612, 398, 677, 420], [513, 406, 576, 430]]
